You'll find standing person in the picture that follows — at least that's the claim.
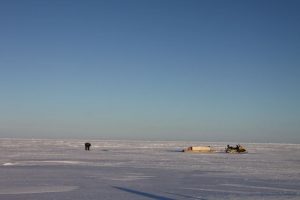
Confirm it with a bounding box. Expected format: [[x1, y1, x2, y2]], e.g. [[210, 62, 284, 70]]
[[85, 142, 91, 151]]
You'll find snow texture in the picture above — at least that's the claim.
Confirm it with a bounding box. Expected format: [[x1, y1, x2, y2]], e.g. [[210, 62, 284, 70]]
[[0, 139, 299, 200]]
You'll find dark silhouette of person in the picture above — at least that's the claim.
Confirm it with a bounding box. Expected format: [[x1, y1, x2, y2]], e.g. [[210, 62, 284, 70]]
[[85, 143, 91, 151]]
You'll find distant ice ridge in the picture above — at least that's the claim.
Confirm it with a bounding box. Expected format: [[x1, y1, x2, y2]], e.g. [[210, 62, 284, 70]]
[[2, 160, 86, 166], [3, 162, 16, 166], [0, 186, 78, 195]]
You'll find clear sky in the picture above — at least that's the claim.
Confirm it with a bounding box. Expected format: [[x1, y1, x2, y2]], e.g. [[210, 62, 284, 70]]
[[0, 0, 299, 143]]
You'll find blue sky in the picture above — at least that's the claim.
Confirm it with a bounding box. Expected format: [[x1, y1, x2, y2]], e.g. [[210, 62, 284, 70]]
[[0, 0, 299, 143]]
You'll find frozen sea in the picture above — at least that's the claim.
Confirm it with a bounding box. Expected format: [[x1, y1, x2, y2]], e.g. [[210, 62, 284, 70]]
[[0, 139, 299, 200]]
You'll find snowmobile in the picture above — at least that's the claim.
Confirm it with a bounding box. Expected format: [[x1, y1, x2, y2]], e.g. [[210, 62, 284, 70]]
[[225, 144, 247, 154]]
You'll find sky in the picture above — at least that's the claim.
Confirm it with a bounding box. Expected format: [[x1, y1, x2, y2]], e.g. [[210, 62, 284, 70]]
[[0, 0, 299, 143]]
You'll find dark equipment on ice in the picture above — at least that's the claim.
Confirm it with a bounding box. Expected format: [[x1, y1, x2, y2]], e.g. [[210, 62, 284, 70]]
[[225, 144, 247, 153], [85, 142, 91, 151]]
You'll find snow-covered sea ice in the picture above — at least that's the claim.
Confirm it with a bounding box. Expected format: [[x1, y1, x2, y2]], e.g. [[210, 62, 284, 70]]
[[0, 139, 299, 200]]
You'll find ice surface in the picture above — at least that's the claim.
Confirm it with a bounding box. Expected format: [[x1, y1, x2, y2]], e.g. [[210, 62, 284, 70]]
[[0, 186, 78, 195], [0, 139, 299, 200]]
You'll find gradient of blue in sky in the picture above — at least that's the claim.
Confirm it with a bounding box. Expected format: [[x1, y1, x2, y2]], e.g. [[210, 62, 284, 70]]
[[0, 0, 299, 143]]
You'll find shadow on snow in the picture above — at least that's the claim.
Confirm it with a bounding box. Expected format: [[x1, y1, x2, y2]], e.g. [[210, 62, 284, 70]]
[[112, 186, 175, 200]]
